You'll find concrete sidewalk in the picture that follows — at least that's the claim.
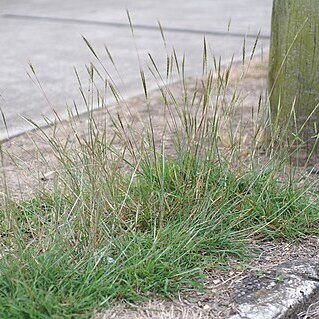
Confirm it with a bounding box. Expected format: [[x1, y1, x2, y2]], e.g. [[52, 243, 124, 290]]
[[0, 0, 272, 138]]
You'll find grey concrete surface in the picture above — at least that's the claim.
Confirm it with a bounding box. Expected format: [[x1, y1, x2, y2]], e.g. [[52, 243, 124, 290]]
[[230, 258, 319, 319], [0, 0, 272, 138]]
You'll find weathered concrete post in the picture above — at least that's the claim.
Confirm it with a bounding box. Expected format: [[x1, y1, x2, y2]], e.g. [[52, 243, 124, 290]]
[[268, 0, 319, 163]]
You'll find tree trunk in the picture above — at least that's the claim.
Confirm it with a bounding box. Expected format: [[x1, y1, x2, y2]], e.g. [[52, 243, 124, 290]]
[[268, 0, 319, 164]]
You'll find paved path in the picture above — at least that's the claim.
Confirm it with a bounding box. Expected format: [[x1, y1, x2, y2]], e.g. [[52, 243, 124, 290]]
[[0, 0, 272, 138]]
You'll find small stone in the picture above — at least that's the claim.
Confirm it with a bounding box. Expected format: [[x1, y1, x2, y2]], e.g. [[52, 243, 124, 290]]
[[203, 304, 211, 311], [40, 170, 56, 181], [106, 256, 115, 264], [213, 279, 221, 285]]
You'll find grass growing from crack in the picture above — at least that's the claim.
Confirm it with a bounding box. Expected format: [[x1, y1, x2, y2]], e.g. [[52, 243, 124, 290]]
[[0, 30, 319, 318]]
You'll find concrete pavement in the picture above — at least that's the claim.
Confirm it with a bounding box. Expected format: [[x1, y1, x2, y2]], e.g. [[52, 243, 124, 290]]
[[0, 0, 272, 138]]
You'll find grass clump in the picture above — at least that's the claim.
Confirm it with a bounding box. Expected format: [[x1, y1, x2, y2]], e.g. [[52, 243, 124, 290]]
[[0, 33, 319, 318]]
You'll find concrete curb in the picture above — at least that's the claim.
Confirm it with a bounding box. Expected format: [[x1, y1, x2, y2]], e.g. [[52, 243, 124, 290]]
[[229, 258, 319, 319]]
